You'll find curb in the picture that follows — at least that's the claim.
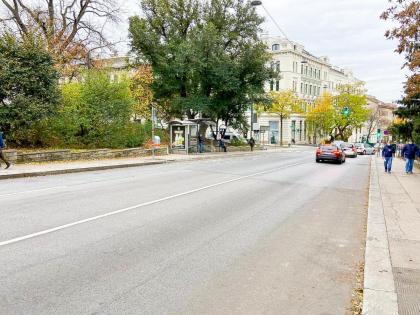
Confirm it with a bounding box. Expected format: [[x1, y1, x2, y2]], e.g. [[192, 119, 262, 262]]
[[362, 157, 399, 314], [0, 160, 167, 180], [0, 151, 258, 180]]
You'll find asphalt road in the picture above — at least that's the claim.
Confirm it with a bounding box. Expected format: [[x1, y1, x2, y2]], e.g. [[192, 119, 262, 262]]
[[0, 149, 370, 314]]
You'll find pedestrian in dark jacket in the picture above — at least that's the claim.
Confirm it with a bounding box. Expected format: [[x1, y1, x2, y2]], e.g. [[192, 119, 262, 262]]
[[0, 131, 11, 169], [197, 134, 204, 153], [249, 137, 255, 151], [382, 141, 395, 173], [402, 140, 419, 174]]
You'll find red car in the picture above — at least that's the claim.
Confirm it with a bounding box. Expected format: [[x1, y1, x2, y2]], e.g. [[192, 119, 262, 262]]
[[316, 145, 346, 164]]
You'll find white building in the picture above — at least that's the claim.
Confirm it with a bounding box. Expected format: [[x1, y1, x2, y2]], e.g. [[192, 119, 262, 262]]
[[253, 36, 362, 145]]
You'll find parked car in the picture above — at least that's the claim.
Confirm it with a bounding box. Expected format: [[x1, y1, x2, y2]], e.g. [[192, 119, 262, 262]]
[[316, 145, 346, 164], [355, 143, 375, 155], [340, 142, 358, 158], [222, 134, 248, 145]]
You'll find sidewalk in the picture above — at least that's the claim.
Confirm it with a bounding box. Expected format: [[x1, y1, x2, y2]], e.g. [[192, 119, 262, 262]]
[[363, 156, 420, 314], [0, 146, 309, 180]]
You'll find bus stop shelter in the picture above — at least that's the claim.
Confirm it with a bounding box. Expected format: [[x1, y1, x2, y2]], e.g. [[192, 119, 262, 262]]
[[169, 120, 199, 154]]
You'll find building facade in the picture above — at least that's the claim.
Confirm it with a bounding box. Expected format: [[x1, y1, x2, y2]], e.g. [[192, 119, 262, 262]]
[[253, 36, 361, 145]]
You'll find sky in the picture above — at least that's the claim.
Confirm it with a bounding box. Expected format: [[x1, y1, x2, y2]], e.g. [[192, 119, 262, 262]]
[[1, 0, 406, 103], [114, 0, 409, 103]]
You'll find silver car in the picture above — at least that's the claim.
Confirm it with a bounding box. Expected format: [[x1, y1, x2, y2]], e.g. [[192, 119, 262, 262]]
[[355, 143, 375, 155], [340, 142, 358, 157]]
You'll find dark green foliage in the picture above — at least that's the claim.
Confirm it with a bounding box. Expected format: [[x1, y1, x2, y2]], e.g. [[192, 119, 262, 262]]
[[129, 0, 272, 131], [390, 98, 420, 144], [44, 71, 149, 149], [0, 33, 60, 146]]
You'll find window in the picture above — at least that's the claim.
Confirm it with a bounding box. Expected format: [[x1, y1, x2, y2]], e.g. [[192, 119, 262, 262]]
[[270, 62, 275, 70], [300, 82, 303, 93], [272, 44, 280, 51], [305, 66, 308, 75], [270, 80, 274, 91], [299, 121, 303, 141], [318, 86, 320, 95], [309, 85, 312, 95], [276, 61, 280, 72], [301, 64, 304, 74], [310, 68, 312, 77], [269, 121, 279, 144], [276, 80, 280, 91], [305, 84, 308, 94], [291, 120, 296, 141]]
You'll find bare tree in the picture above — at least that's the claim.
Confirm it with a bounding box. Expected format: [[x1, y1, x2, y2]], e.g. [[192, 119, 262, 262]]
[[366, 107, 379, 142], [1, 0, 121, 72]]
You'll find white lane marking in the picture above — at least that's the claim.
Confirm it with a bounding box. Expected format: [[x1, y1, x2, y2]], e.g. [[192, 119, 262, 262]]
[[0, 186, 67, 197], [0, 161, 305, 247]]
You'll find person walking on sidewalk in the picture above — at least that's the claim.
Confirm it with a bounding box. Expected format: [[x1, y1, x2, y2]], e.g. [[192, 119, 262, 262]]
[[249, 137, 255, 151], [197, 134, 204, 153], [402, 140, 419, 174], [0, 131, 11, 169], [382, 141, 395, 173]]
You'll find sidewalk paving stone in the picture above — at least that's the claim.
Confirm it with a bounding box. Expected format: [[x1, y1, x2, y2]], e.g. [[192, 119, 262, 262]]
[[364, 156, 420, 315]]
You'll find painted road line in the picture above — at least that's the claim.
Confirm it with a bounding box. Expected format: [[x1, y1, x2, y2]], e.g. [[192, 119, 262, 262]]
[[0, 161, 307, 247]]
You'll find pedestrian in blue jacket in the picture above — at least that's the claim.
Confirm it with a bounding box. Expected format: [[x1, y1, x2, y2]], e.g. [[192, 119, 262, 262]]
[[0, 131, 11, 169], [402, 140, 419, 174], [382, 141, 395, 173]]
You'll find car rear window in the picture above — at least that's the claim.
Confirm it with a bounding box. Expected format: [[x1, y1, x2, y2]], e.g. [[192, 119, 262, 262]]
[[320, 145, 337, 151]]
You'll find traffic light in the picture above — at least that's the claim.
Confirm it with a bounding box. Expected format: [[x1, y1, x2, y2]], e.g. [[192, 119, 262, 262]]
[[342, 107, 350, 117]]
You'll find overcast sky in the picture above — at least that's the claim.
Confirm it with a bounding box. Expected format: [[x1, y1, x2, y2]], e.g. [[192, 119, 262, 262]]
[[115, 0, 409, 103]]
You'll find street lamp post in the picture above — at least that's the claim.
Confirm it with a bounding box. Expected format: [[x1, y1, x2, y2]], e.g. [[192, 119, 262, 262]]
[[250, 0, 291, 43]]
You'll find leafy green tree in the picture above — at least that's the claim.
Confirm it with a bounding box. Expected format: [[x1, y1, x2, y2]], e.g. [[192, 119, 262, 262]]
[[130, 65, 154, 120], [306, 92, 335, 142], [129, 0, 272, 133], [267, 90, 303, 145], [332, 84, 369, 141], [0, 33, 60, 146], [52, 70, 136, 148], [381, 0, 419, 144]]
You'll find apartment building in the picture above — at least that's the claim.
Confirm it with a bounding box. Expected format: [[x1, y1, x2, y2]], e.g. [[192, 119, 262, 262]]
[[253, 36, 361, 145]]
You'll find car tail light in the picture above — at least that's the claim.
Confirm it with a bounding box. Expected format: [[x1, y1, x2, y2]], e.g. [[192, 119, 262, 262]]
[[332, 149, 341, 156], [352, 147, 356, 152], [316, 148, 322, 155]]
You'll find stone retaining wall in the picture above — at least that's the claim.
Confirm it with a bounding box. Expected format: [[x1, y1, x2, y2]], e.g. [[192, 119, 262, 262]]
[[2, 147, 169, 164]]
